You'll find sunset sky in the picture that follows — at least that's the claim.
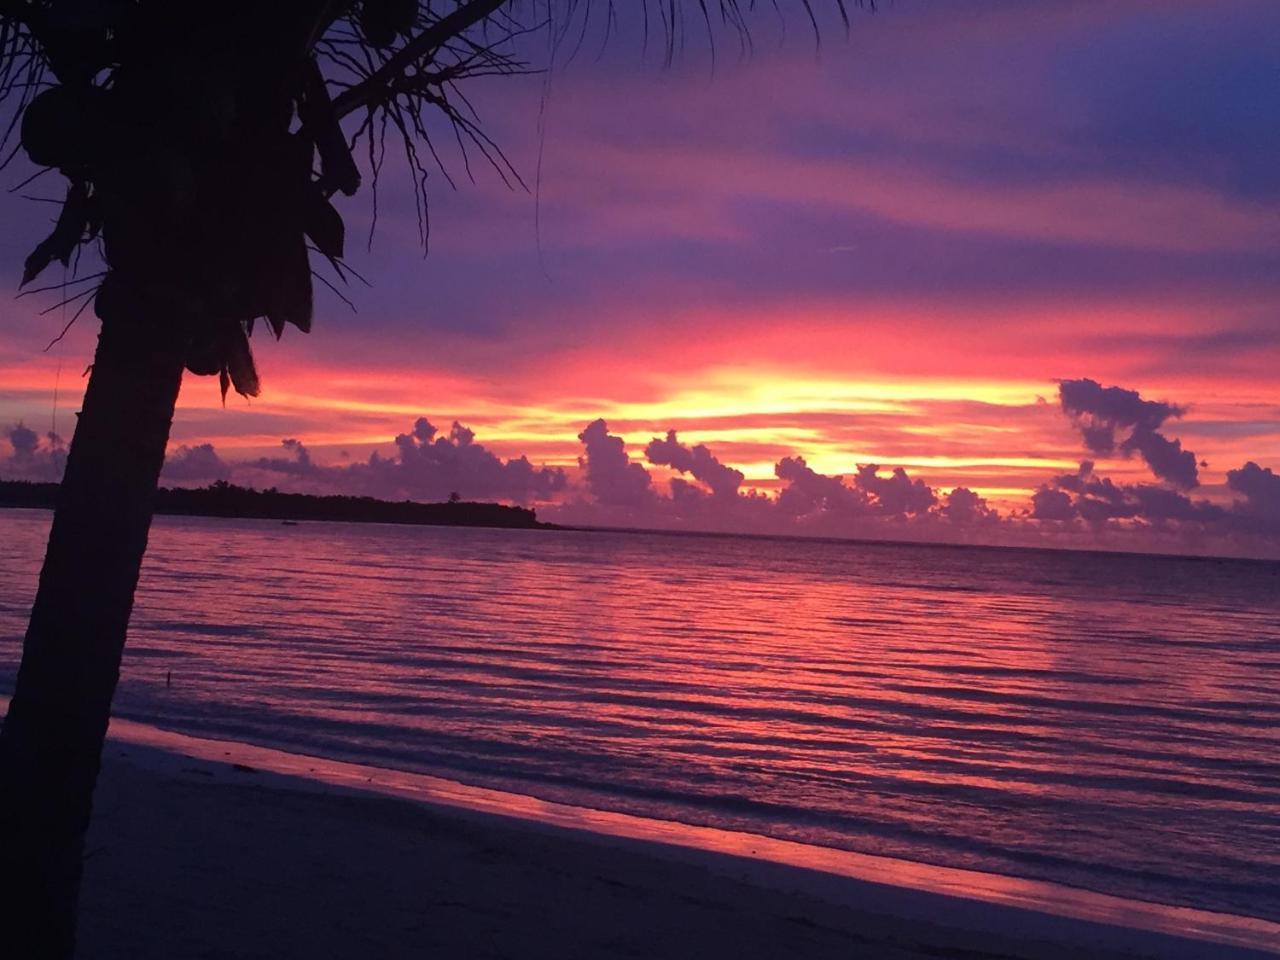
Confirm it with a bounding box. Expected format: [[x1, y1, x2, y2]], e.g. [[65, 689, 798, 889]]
[[2, 0, 1279, 555]]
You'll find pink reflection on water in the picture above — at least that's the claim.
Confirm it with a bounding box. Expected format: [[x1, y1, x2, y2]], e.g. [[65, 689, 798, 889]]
[[2, 510, 1278, 921]]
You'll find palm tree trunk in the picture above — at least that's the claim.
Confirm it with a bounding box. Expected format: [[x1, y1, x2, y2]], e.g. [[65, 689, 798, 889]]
[[0, 306, 187, 959]]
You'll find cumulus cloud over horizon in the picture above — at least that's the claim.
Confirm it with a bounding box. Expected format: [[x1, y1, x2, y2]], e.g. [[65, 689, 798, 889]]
[[250, 438, 314, 477], [238, 418, 569, 504], [1023, 379, 1280, 551], [7, 382, 1279, 557], [1226, 462, 1280, 536], [363, 418, 568, 503], [644, 430, 744, 499], [1028, 455, 1280, 554], [1, 423, 65, 482], [577, 418, 654, 508], [1031, 460, 1224, 528], [1058, 378, 1200, 489], [163, 443, 231, 483], [554, 419, 999, 542], [536, 408, 1280, 555]]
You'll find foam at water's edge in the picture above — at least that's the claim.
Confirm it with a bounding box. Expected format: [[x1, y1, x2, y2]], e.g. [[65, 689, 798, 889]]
[[103, 712, 1280, 957]]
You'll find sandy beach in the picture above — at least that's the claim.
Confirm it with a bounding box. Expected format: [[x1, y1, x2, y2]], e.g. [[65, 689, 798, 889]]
[[74, 718, 1278, 960]]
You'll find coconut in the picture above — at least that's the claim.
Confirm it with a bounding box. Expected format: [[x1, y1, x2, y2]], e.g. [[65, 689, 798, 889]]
[[360, 0, 417, 48], [20, 85, 107, 170]]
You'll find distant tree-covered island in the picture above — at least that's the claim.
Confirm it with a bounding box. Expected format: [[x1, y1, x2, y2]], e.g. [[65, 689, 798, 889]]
[[0, 479, 552, 530]]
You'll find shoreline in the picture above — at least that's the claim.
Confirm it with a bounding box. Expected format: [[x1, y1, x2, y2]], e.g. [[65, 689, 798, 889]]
[[0, 484, 554, 531], [87, 714, 1279, 959]]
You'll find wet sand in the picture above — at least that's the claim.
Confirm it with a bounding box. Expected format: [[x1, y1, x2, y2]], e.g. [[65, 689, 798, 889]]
[[76, 720, 1278, 960]]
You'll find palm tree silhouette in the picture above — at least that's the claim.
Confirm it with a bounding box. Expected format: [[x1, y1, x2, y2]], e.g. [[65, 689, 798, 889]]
[[0, 1, 862, 955]]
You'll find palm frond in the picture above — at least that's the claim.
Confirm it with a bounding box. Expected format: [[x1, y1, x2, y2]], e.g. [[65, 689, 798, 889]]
[[0, 1, 870, 396]]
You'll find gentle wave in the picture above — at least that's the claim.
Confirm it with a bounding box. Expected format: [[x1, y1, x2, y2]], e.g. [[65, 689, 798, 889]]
[[1, 510, 1278, 921]]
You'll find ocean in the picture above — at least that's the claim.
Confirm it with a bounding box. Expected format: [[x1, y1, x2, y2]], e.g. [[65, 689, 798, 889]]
[[1, 509, 1277, 922]]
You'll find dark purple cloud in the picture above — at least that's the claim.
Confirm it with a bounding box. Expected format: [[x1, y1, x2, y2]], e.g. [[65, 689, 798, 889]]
[[251, 437, 314, 476], [854, 464, 936, 517], [1227, 461, 1280, 533], [570, 427, 1013, 535], [771, 458, 944, 523], [351, 418, 566, 503], [563, 426, 959, 532], [2, 423, 65, 481], [371, 418, 566, 503], [577, 419, 654, 508], [1058, 378, 1200, 488], [12, 392, 1280, 556], [156, 413, 1276, 556], [644, 430, 744, 498], [1032, 460, 1225, 530], [774, 456, 872, 518], [8, 423, 38, 458], [162, 443, 231, 483], [242, 418, 566, 504], [941, 487, 998, 526], [1030, 486, 1076, 522], [543, 415, 1279, 553]]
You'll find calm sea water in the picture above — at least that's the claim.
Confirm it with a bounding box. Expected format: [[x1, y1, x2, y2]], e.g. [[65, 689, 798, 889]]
[[2, 510, 1278, 921]]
